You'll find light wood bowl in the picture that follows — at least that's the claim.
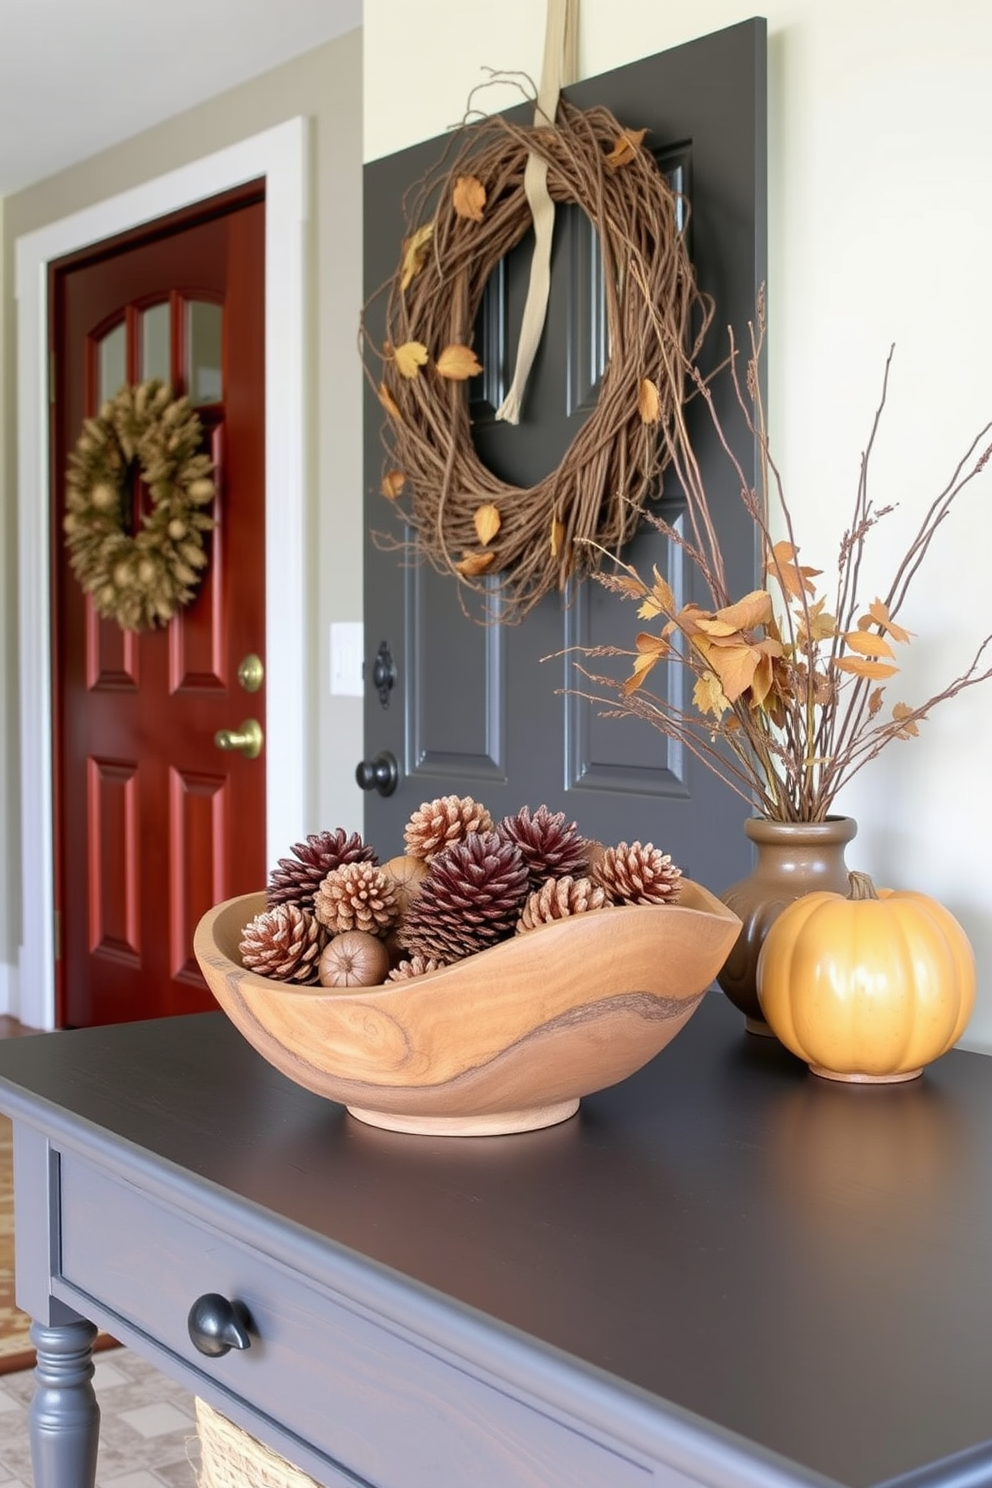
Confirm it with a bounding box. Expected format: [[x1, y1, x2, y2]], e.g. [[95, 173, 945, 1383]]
[[193, 882, 741, 1137]]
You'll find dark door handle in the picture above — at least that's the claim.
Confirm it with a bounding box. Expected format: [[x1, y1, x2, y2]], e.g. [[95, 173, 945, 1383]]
[[187, 1293, 252, 1357], [355, 750, 399, 796]]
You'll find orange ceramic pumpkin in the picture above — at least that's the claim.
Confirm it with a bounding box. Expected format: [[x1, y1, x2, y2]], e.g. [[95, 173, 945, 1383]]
[[756, 872, 975, 1082]]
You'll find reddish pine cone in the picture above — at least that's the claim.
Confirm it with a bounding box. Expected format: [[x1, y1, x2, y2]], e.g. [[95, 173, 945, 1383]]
[[239, 904, 325, 984], [403, 794, 495, 861], [313, 862, 398, 937], [267, 829, 377, 910], [497, 804, 589, 886], [516, 875, 607, 932], [387, 955, 445, 981], [592, 842, 683, 905], [400, 831, 529, 963]]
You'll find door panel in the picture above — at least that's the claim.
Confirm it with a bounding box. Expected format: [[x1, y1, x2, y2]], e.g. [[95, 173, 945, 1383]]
[[363, 21, 766, 891], [52, 190, 266, 1027]]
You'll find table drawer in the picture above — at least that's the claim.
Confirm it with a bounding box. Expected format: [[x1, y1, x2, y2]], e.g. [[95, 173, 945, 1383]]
[[59, 1153, 653, 1488]]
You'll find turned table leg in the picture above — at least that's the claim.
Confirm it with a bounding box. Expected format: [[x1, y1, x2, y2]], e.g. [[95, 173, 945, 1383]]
[[28, 1319, 100, 1488]]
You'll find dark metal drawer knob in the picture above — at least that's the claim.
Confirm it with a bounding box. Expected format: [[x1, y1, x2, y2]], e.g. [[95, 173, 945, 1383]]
[[187, 1293, 252, 1357], [355, 750, 398, 796]]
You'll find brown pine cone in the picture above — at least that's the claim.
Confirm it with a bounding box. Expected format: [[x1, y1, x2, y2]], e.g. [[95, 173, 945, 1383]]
[[387, 954, 446, 981], [403, 795, 494, 861], [592, 842, 683, 905], [267, 829, 378, 910], [313, 862, 398, 937], [497, 804, 589, 886], [400, 831, 529, 962], [239, 904, 326, 984], [516, 875, 607, 932]]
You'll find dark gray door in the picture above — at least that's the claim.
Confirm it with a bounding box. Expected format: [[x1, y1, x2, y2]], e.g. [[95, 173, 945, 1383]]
[[362, 19, 766, 892]]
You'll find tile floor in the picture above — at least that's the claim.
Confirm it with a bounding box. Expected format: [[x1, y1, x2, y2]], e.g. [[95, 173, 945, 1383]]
[[0, 1347, 200, 1487]]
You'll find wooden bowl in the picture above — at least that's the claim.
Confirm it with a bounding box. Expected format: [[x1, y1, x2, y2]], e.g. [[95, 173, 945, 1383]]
[[193, 882, 741, 1137]]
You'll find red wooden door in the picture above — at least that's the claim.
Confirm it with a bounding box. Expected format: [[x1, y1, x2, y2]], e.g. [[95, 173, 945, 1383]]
[[51, 188, 267, 1028]]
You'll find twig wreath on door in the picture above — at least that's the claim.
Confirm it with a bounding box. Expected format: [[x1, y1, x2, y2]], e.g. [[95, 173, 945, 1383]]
[[63, 378, 216, 631], [361, 95, 713, 623]]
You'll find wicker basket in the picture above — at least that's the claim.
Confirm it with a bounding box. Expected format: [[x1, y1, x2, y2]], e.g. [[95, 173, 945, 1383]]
[[196, 1398, 321, 1488]]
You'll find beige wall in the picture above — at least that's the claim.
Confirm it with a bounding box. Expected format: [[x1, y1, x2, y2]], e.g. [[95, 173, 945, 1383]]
[[0, 31, 364, 1010], [364, 0, 992, 1051]]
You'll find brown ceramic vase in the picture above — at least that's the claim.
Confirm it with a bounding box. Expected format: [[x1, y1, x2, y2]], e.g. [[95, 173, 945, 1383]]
[[716, 816, 857, 1035]]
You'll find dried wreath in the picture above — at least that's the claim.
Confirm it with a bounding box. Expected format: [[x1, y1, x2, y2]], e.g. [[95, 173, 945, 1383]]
[[63, 378, 216, 631], [361, 96, 712, 622]]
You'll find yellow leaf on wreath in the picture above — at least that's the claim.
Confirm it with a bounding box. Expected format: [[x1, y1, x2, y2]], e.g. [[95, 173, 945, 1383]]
[[456, 550, 496, 578], [400, 223, 433, 292], [453, 175, 487, 222], [693, 671, 730, 718], [474, 503, 501, 546], [378, 382, 403, 422], [833, 656, 900, 679], [638, 378, 661, 424], [436, 344, 483, 380], [393, 341, 429, 379], [550, 516, 565, 557], [842, 629, 896, 659], [380, 470, 406, 500], [892, 701, 920, 738], [605, 128, 647, 168]]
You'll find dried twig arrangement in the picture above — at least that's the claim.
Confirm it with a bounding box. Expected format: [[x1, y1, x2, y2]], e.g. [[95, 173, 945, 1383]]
[[360, 95, 712, 621], [566, 290, 992, 821]]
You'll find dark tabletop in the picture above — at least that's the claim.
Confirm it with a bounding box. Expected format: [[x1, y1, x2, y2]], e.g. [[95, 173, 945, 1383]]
[[1, 991, 991, 1488]]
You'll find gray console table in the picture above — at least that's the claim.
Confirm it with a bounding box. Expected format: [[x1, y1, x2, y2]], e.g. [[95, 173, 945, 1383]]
[[1, 993, 991, 1488]]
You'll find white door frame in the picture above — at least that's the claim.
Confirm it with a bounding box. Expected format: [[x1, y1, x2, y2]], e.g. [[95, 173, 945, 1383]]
[[15, 116, 309, 1030]]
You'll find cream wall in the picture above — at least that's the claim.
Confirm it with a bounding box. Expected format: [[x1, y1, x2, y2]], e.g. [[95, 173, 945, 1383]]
[[364, 0, 992, 1051], [0, 33, 365, 1013]]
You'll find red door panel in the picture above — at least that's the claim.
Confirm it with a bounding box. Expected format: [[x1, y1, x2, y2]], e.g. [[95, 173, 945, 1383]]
[[52, 189, 267, 1027]]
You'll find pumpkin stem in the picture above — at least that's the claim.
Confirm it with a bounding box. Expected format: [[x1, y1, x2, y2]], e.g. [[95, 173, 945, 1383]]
[[847, 871, 879, 901]]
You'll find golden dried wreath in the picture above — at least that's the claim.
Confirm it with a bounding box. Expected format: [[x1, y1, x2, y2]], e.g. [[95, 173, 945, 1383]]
[[63, 378, 216, 631], [362, 95, 713, 622]]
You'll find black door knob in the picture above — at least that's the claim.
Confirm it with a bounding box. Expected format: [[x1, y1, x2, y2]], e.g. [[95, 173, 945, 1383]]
[[187, 1293, 252, 1357], [355, 750, 399, 797]]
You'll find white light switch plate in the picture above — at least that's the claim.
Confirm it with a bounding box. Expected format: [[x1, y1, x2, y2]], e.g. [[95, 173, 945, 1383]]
[[330, 621, 365, 697]]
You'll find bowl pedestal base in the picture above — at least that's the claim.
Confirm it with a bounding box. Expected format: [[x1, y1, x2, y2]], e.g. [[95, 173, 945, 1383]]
[[346, 1098, 580, 1138]]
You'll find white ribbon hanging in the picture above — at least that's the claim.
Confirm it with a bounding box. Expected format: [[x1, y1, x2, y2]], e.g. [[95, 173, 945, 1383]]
[[495, 0, 579, 425]]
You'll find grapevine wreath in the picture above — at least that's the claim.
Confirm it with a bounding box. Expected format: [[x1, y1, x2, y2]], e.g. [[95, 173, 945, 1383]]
[[361, 95, 714, 622], [63, 378, 216, 631]]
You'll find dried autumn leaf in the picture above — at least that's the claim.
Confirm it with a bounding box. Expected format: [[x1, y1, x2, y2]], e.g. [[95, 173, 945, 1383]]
[[862, 598, 914, 645], [399, 222, 433, 292], [393, 341, 429, 379], [623, 632, 670, 693], [715, 590, 773, 632], [605, 128, 647, 168], [796, 596, 838, 644], [474, 503, 501, 546], [436, 344, 483, 380], [377, 382, 403, 422], [833, 656, 900, 679], [892, 702, 920, 738], [868, 686, 884, 716], [452, 175, 486, 222], [701, 639, 763, 703], [638, 378, 661, 424], [766, 540, 821, 600], [693, 671, 730, 719], [637, 568, 676, 620], [842, 630, 896, 659], [380, 470, 406, 500], [456, 550, 496, 578], [550, 516, 565, 557]]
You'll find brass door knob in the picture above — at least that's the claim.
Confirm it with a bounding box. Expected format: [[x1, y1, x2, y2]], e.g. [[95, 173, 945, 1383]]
[[214, 719, 263, 759]]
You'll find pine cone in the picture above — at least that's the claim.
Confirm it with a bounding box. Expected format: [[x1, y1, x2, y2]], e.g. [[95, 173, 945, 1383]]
[[239, 904, 326, 984], [516, 875, 607, 932], [497, 804, 589, 886], [403, 795, 494, 861], [313, 862, 398, 937], [267, 829, 377, 910], [592, 842, 683, 905], [387, 954, 446, 981], [400, 831, 529, 962]]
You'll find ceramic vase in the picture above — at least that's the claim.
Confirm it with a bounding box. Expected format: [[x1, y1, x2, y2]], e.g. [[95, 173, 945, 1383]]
[[716, 816, 857, 1034]]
